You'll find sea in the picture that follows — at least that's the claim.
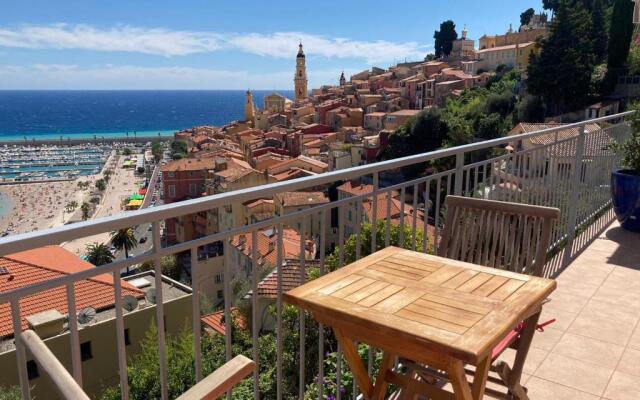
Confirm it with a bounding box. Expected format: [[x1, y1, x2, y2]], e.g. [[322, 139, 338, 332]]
[[0, 90, 295, 141]]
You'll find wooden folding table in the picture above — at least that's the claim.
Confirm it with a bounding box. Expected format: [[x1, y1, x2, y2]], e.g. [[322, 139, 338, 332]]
[[284, 246, 556, 400]]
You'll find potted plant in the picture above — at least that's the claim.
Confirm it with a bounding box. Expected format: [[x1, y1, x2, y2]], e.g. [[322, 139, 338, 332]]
[[611, 129, 640, 232]]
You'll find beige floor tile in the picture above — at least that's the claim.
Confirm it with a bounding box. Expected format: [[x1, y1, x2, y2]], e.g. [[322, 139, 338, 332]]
[[534, 353, 613, 396], [545, 291, 590, 314], [568, 313, 635, 345], [556, 265, 610, 287], [541, 306, 578, 332], [601, 268, 640, 291], [628, 325, 640, 350], [616, 348, 640, 378], [495, 347, 548, 376], [591, 285, 640, 312], [603, 371, 640, 400], [524, 376, 600, 400], [554, 278, 600, 299], [552, 333, 624, 368], [579, 299, 640, 326], [531, 327, 563, 351]]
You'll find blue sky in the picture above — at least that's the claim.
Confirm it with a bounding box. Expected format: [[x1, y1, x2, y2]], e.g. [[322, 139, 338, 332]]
[[0, 0, 541, 90]]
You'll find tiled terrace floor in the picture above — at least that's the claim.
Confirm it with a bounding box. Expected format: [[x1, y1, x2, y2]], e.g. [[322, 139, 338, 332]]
[[509, 220, 640, 399]]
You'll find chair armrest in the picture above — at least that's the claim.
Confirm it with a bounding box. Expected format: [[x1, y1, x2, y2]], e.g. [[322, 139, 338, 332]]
[[176, 355, 256, 400]]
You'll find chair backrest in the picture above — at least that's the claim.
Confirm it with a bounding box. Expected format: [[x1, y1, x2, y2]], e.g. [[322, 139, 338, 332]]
[[438, 196, 560, 277]]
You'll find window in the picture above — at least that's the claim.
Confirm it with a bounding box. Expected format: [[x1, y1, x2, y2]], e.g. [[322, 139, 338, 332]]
[[168, 171, 175, 178], [124, 328, 131, 346], [189, 183, 197, 195], [27, 360, 39, 380], [217, 290, 223, 299], [215, 274, 223, 284], [168, 185, 176, 198], [189, 171, 194, 177], [81, 341, 93, 361]]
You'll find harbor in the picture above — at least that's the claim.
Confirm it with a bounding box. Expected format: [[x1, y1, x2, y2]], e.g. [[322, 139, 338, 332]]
[[0, 144, 110, 182]]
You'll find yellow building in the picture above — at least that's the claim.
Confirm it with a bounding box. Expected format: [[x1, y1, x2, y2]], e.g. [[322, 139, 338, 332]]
[[294, 43, 308, 102], [0, 247, 193, 400], [476, 42, 536, 72], [244, 90, 255, 122]]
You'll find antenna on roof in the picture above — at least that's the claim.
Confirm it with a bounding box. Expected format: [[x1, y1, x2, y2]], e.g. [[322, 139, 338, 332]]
[[77, 307, 96, 324]]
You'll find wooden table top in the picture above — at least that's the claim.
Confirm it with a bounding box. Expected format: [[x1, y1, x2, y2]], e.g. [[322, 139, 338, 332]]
[[284, 246, 556, 364]]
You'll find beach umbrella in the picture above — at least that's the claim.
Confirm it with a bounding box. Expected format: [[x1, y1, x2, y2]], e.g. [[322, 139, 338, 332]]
[[138, 188, 147, 195], [130, 193, 144, 200]]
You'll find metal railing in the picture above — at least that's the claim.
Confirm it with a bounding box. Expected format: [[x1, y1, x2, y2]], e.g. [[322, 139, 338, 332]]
[[0, 111, 633, 400]]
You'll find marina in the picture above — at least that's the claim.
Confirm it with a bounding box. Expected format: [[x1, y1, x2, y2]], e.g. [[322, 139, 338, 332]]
[[0, 144, 110, 182]]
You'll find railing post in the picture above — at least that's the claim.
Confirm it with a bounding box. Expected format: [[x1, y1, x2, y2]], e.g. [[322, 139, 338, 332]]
[[454, 152, 464, 196], [565, 124, 586, 262]]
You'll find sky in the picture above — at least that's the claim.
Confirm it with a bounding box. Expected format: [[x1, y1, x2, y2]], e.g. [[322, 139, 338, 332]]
[[0, 0, 541, 90]]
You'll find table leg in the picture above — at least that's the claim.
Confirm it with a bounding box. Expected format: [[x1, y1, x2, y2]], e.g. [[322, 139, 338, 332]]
[[507, 311, 540, 400], [471, 356, 491, 399], [371, 352, 394, 400], [448, 359, 473, 400], [334, 329, 374, 399]]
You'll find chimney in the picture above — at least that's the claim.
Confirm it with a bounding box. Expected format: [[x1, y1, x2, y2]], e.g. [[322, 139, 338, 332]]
[[26, 310, 65, 339]]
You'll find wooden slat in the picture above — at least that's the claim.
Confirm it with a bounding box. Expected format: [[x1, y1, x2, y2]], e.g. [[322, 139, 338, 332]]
[[456, 272, 493, 293], [441, 269, 479, 289], [380, 258, 439, 273], [419, 264, 465, 285], [369, 263, 424, 280], [472, 275, 510, 297], [175, 355, 255, 400], [318, 274, 363, 295], [404, 303, 480, 328], [372, 288, 423, 313], [410, 299, 484, 325], [420, 293, 493, 315], [343, 280, 390, 303], [376, 260, 433, 276], [331, 276, 376, 299], [387, 254, 444, 270], [395, 309, 469, 335], [488, 279, 526, 301], [357, 284, 404, 307]]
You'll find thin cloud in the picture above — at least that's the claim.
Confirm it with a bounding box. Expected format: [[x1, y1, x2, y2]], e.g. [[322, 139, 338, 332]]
[[0, 64, 358, 90], [0, 24, 429, 62]]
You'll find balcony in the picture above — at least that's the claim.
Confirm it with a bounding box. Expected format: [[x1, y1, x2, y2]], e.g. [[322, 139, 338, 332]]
[[0, 112, 637, 400]]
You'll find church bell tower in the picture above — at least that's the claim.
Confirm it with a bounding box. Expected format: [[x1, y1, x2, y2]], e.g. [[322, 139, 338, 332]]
[[294, 43, 308, 102], [244, 90, 255, 122]]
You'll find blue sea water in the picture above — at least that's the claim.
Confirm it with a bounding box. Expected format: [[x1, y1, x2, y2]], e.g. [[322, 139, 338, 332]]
[[0, 90, 294, 140]]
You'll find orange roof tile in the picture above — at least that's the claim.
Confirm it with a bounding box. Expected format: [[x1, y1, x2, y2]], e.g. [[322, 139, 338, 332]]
[[256, 260, 319, 299], [160, 157, 214, 172], [0, 246, 143, 338], [201, 307, 247, 336]]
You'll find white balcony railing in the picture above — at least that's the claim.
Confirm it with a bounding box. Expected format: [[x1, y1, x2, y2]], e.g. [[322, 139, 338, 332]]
[[0, 111, 633, 400]]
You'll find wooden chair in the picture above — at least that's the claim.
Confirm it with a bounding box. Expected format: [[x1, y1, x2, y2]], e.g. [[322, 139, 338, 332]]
[[400, 196, 560, 400], [438, 195, 560, 278], [176, 355, 256, 400]]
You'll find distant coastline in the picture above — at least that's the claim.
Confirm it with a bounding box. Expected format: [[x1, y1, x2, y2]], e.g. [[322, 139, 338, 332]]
[[0, 90, 295, 141]]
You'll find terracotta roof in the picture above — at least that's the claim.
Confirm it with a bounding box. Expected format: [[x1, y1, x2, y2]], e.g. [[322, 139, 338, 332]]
[[230, 228, 315, 267], [278, 192, 329, 207], [201, 307, 247, 336], [160, 157, 213, 172], [269, 155, 328, 173], [477, 42, 535, 53], [272, 168, 316, 181], [388, 110, 421, 117], [0, 246, 143, 338], [366, 112, 387, 117], [509, 123, 602, 146], [255, 260, 320, 299], [244, 198, 274, 208]]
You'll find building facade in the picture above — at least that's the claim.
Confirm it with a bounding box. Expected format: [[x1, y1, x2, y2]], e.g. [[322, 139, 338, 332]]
[[294, 43, 308, 102]]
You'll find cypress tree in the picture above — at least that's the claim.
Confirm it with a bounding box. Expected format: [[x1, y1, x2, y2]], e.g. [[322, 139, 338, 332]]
[[591, 0, 609, 62], [527, 0, 595, 114], [607, 0, 635, 69]]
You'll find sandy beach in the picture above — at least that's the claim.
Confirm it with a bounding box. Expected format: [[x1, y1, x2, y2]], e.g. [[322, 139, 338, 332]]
[[0, 150, 141, 244]]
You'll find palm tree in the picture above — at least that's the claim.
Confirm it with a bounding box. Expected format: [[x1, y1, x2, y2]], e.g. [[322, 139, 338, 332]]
[[80, 202, 90, 220], [110, 228, 138, 273], [85, 242, 114, 266]]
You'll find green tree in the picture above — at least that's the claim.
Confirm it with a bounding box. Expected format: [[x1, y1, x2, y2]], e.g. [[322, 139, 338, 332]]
[[171, 140, 188, 160], [110, 227, 138, 269], [325, 220, 427, 272], [591, 0, 609, 62], [607, 0, 635, 69], [95, 178, 106, 191], [515, 95, 546, 122], [0, 386, 21, 400], [151, 142, 163, 162], [140, 255, 181, 281], [520, 8, 535, 26], [543, 0, 560, 13], [85, 242, 115, 266], [122, 148, 132, 156], [527, 0, 596, 114], [476, 113, 505, 140], [65, 200, 78, 213], [80, 201, 91, 220], [433, 20, 458, 58]]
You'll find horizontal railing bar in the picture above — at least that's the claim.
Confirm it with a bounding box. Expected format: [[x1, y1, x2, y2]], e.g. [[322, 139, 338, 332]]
[[0, 112, 631, 256]]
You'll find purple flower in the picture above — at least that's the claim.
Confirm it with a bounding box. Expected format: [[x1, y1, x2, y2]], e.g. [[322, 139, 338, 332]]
[[327, 395, 335, 400], [340, 386, 346, 395]]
